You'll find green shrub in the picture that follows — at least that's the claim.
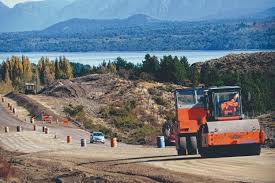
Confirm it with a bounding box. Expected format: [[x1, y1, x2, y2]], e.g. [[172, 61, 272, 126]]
[[128, 125, 161, 145], [63, 104, 84, 117], [148, 87, 162, 96], [152, 96, 167, 106], [99, 106, 110, 118], [83, 119, 112, 136], [112, 113, 141, 130]]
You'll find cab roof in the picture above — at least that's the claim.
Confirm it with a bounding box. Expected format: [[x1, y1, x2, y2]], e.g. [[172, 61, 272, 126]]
[[208, 86, 240, 90]]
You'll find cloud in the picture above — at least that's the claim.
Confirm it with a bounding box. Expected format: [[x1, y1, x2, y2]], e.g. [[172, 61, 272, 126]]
[[1, 0, 43, 7]]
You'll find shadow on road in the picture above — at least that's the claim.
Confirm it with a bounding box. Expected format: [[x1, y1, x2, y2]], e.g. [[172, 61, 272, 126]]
[[78, 154, 203, 166]]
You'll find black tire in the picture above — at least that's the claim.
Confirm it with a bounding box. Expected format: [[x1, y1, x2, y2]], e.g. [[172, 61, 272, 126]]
[[177, 137, 187, 155], [177, 149, 186, 156], [249, 144, 261, 156], [187, 136, 198, 155]]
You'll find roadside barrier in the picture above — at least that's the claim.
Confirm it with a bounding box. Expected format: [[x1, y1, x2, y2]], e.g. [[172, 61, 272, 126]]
[[9, 105, 12, 111], [1, 97, 5, 102], [16, 126, 22, 132], [4, 127, 9, 133], [157, 136, 165, 148], [111, 137, 118, 148], [12, 107, 16, 114], [81, 139, 87, 147], [42, 126, 46, 132], [67, 136, 72, 143], [7, 103, 10, 107], [45, 127, 49, 134], [31, 117, 35, 124]]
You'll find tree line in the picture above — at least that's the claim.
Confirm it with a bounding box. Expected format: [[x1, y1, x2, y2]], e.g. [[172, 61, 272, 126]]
[[91, 54, 190, 84], [0, 56, 74, 92]]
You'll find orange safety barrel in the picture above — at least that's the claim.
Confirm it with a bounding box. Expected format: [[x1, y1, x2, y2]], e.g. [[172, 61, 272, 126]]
[[67, 136, 72, 143], [63, 119, 69, 126], [43, 115, 49, 121], [111, 137, 117, 148]]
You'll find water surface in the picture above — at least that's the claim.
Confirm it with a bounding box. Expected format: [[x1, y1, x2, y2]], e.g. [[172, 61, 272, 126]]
[[0, 50, 273, 66]]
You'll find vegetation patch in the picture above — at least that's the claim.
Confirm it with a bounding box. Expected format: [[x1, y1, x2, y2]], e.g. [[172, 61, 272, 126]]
[[128, 125, 161, 145], [64, 104, 112, 136]]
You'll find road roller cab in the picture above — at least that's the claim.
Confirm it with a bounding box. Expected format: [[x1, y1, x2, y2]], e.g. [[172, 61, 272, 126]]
[[175, 86, 264, 157]]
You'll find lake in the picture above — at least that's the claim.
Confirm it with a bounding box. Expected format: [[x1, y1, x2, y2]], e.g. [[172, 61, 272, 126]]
[[0, 50, 273, 66]]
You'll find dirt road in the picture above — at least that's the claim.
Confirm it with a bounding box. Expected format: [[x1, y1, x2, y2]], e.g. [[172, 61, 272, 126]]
[[1, 102, 275, 182]]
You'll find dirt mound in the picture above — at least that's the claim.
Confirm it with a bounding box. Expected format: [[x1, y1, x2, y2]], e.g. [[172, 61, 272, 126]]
[[42, 80, 86, 98], [42, 74, 115, 98], [193, 52, 275, 74]]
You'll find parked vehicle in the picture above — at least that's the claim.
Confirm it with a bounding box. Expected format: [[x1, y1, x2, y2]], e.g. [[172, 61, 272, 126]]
[[25, 83, 36, 94], [90, 132, 105, 144]]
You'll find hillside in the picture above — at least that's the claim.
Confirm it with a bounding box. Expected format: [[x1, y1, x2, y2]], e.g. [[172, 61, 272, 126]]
[[0, 0, 275, 32], [31, 73, 179, 144], [193, 52, 275, 74], [42, 14, 160, 34], [0, 15, 274, 51]]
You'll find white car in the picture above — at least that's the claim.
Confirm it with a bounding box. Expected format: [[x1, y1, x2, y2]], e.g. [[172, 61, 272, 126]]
[[90, 132, 105, 144]]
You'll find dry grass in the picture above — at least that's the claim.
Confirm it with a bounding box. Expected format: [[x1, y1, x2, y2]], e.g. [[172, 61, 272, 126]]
[[0, 82, 13, 94], [0, 157, 16, 181]]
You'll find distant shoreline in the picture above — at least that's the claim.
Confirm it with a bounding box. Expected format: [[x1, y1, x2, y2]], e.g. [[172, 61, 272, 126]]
[[1, 49, 274, 54]]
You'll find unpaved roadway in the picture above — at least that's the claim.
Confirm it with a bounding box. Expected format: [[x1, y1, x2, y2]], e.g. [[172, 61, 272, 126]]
[[1, 101, 275, 182]]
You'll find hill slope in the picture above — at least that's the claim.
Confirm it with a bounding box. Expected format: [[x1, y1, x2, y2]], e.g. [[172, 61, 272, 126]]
[[193, 52, 275, 74], [35, 73, 179, 144], [0, 15, 274, 51]]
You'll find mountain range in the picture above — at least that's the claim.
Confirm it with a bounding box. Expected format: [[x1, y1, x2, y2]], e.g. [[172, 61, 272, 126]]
[[0, 0, 275, 32]]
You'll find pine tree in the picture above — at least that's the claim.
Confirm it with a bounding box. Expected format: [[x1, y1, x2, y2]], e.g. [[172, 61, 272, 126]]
[[142, 54, 160, 74], [54, 58, 61, 79], [22, 56, 32, 82], [3, 61, 11, 83], [190, 65, 200, 87], [43, 59, 55, 85], [64, 60, 73, 79], [34, 67, 40, 92], [38, 57, 46, 84]]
